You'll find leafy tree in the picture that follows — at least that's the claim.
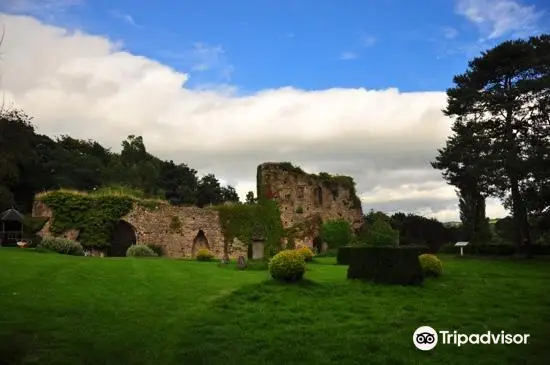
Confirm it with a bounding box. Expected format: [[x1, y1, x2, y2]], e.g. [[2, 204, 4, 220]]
[[221, 185, 240, 203], [439, 34, 550, 254], [320, 219, 352, 249], [196, 174, 223, 207], [245, 191, 256, 204], [157, 160, 198, 205]]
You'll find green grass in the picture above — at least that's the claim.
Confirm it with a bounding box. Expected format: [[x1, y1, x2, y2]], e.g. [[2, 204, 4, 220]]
[[1, 248, 549, 365]]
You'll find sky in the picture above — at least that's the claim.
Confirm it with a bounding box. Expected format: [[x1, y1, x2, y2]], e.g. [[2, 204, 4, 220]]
[[0, 0, 548, 222]]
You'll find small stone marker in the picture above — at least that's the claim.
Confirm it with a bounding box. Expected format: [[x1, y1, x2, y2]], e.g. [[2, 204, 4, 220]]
[[237, 255, 246, 270], [454, 241, 469, 256]]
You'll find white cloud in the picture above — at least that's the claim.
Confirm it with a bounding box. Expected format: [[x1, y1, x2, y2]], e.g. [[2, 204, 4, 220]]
[[340, 51, 358, 60], [0, 13, 509, 221], [361, 34, 377, 47], [455, 0, 545, 39], [110, 10, 142, 29], [443, 27, 459, 39]]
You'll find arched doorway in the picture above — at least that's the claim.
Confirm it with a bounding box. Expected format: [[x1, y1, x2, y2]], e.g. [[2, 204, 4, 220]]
[[191, 230, 210, 257], [313, 236, 323, 254], [109, 220, 137, 257]]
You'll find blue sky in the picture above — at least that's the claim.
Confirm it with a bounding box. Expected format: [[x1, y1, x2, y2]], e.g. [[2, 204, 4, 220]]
[[2, 0, 548, 92]]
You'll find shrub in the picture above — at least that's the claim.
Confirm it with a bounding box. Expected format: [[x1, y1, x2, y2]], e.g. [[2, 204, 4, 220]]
[[418, 253, 443, 277], [269, 249, 306, 282], [295, 245, 314, 261], [146, 243, 164, 256], [126, 244, 158, 257], [196, 248, 214, 261], [38, 237, 85, 256], [321, 219, 353, 249], [347, 247, 423, 285], [337, 246, 353, 265]]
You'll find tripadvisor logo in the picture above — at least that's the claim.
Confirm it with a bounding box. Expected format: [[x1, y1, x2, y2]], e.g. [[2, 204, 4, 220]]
[[413, 326, 530, 351]]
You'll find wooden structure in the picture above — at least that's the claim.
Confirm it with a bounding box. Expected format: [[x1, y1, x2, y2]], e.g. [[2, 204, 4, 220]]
[[0, 208, 24, 246]]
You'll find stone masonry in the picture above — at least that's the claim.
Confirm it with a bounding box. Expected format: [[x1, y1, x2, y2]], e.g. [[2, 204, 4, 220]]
[[257, 162, 364, 248], [32, 200, 247, 259]]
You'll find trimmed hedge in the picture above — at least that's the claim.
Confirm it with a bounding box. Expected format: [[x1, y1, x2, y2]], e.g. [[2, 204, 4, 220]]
[[338, 245, 430, 265], [268, 249, 306, 282], [418, 254, 443, 277], [337, 246, 353, 265], [196, 248, 214, 261], [347, 247, 424, 285]]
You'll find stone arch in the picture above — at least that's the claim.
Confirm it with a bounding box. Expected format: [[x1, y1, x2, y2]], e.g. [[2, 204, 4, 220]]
[[313, 236, 323, 254], [191, 229, 210, 257], [109, 220, 137, 257]]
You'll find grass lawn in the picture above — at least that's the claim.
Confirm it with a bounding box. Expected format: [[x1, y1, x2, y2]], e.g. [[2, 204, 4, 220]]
[[1, 248, 549, 365]]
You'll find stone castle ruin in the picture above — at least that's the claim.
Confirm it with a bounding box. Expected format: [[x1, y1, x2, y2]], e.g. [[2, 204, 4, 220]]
[[32, 162, 363, 259]]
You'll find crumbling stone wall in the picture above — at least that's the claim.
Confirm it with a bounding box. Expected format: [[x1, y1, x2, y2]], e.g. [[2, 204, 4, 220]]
[[32, 200, 247, 259], [257, 162, 364, 247]]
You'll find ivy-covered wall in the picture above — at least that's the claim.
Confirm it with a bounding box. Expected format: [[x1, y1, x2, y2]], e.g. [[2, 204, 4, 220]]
[[214, 198, 284, 258], [35, 190, 160, 248]]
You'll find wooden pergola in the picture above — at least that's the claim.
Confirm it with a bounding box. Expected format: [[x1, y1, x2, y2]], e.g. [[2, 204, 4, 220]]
[[0, 208, 24, 247]]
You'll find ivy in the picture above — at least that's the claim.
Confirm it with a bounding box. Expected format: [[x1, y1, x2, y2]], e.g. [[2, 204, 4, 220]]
[[214, 199, 285, 258], [169, 216, 182, 233], [37, 190, 161, 248]]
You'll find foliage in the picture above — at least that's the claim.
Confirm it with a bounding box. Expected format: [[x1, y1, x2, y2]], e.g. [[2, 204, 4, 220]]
[[320, 219, 352, 249], [196, 248, 214, 261], [390, 212, 456, 252], [433, 34, 550, 252], [126, 244, 158, 257], [37, 190, 159, 248], [169, 216, 182, 233], [357, 212, 398, 246], [215, 198, 284, 258], [347, 247, 424, 285], [336, 246, 353, 265], [418, 254, 443, 277], [146, 244, 164, 257], [38, 237, 84, 256], [268, 249, 306, 282], [21, 216, 48, 234], [295, 245, 314, 262], [245, 191, 256, 204]]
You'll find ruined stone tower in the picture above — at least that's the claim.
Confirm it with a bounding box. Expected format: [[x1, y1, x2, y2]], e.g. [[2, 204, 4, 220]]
[[257, 162, 364, 248]]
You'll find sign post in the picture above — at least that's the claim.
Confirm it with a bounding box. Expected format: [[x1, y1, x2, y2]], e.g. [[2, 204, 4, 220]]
[[454, 241, 469, 256]]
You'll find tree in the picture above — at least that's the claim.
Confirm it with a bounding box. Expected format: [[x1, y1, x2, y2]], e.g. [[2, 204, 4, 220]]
[[221, 185, 240, 203], [432, 119, 492, 244], [320, 219, 352, 249], [245, 191, 256, 204], [196, 174, 223, 207], [440, 34, 550, 254]]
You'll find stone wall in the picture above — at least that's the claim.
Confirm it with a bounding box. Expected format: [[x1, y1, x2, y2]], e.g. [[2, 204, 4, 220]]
[[257, 162, 364, 247], [32, 200, 247, 259]]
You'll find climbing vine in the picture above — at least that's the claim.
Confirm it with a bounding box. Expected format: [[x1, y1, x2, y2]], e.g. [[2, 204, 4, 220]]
[[214, 198, 285, 258], [37, 189, 162, 248]]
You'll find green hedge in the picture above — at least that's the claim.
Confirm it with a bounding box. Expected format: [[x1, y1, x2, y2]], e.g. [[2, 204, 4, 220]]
[[337, 246, 353, 265], [347, 247, 424, 285], [338, 245, 429, 265]]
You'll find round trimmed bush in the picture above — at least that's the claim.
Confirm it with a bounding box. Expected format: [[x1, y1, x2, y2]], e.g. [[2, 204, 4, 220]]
[[296, 245, 314, 262], [196, 248, 214, 261], [419, 253, 443, 277], [126, 244, 158, 257], [38, 237, 84, 256], [268, 249, 306, 282]]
